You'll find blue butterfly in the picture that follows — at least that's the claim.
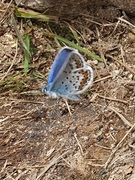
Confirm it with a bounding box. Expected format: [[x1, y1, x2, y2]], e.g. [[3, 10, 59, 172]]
[[42, 47, 94, 100]]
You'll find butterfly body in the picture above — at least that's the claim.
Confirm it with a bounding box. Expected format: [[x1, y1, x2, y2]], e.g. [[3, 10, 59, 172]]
[[42, 47, 94, 100]]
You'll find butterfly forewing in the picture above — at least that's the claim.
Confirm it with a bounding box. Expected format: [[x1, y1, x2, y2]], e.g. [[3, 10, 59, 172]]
[[47, 47, 74, 85]]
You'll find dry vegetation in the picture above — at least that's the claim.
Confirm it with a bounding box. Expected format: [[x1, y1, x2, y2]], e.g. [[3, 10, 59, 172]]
[[0, 1, 135, 180]]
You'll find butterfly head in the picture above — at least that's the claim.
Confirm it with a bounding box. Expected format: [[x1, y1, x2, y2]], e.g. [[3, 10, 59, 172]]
[[42, 86, 47, 94], [42, 85, 59, 99]]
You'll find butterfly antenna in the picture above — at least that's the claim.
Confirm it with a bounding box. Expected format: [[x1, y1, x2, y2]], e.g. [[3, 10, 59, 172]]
[[63, 98, 72, 116]]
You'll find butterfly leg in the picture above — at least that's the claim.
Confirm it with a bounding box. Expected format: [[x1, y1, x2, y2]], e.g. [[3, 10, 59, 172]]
[[63, 98, 72, 116]]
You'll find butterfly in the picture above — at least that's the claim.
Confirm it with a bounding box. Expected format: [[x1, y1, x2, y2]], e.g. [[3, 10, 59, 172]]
[[42, 47, 94, 101]]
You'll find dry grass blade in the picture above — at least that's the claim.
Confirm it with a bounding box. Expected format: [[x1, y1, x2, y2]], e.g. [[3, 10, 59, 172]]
[[64, 98, 72, 116], [36, 150, 70, 180], [15, 169, 29, 180], [15, 7, 58, 22], [128, 138, 135, 150], [104, 123, 135, 169], [118, 17, 135, 29], [74, 133, 84, 155], [98, 94, 128, 104], [83, 17, 102, 26], [107, 54, 135, 75], [0, 40, 18, 82], [0, 1, 14, 23], [9, 98, 44, 104], [108, 106, 133, 127], [11, 14, 30, 55], [94, 75, 112, 83], [66, 22, 80, 43]]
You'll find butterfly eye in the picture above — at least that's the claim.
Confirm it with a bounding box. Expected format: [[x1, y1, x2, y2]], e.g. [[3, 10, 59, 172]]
[[42, 86, 47, 93]]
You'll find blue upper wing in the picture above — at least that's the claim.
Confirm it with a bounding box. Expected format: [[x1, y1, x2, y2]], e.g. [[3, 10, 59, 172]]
[[48, 47, 74, 85]]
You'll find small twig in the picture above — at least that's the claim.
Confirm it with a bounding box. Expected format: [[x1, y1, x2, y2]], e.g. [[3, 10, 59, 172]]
[[0, 160, 8, 173], [9, 98, 45, 104], [0, 0, 14, 23], [121, 80, 135, 85], [15, 170, 29, 180], [87, 161, 104, 167], [63, 98, 72, 116], [118, 17, 135, 28], [104, 123, 135, 169], [109, 132, 117, 142], [74, 132, 84, 155], [98, 94, 128, 104], [6, 172, 15, 180], [36, 150, 70, 180], [19, 109, 36, 118], [94, 144, 112, 150], [83, 17, 102, 26], [128, 138, 135, 150], [0, 40, 18, 81], [107, 54, 135, 75], [108, 106, 133, 127], [94, 75, 112, 83], [110, 17, 121, 35]]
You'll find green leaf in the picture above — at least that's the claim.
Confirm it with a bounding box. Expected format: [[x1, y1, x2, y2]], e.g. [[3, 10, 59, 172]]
[[55, 35, 103, 62], [15, 8, 57, 22], [24, 35, 30, 74]]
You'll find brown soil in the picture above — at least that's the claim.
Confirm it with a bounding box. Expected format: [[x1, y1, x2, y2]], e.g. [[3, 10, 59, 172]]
[[0, 2, 135, 180]]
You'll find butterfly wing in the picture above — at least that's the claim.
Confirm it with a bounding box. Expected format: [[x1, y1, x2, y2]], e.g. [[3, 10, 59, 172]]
[[46, 49, 94, 100], [47, 47, 75, 90]]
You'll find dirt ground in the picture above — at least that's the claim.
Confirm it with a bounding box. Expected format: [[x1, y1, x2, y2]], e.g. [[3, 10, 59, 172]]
[[0, 2, 135, 180]]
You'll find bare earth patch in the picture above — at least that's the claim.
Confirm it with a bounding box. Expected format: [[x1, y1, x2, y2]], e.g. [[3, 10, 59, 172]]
[[0, 2, 135, 180]]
